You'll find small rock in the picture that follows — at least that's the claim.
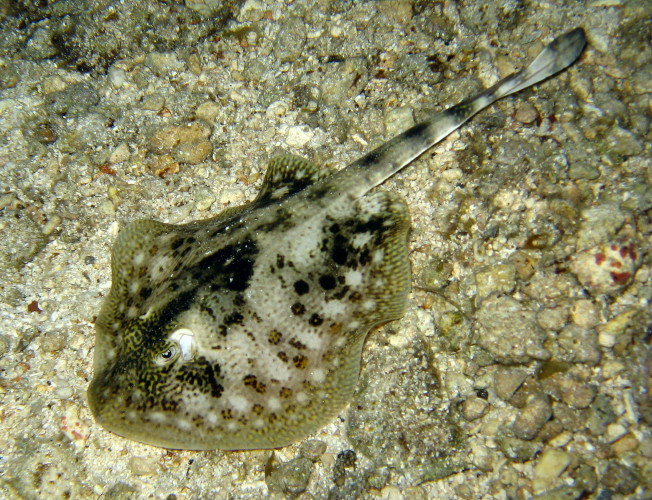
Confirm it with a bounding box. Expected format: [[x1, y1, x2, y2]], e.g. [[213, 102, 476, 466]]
[[611, 433, 639, 455], [109, 143, 130, 164], [557, 324, 601, 365], [377, 0, 413, 25], [541, 373, 596, 409], [141, 94, 166, 112], [321, 57, 369, 106], [273, 17, 307, 62], [476, 296, 550, 364], [596, 309, 638, 348], [569, 299, 600, 329], [494, 368, 528, 402], [572, 464, 598, 495], [128, 456, 157, 476], [575, 205, 625, 250], [463, 395, 489, 421], [533, 449, 571, 492], [144, 51, 184, 76], [570, 240, 642, 295], [148, 154, 180, 178], [299, 439, 327, 461], [514, 102, 538, 124], [265, 456, 313, 496], [536, 306, 569, 332], [173, 139, 213, 164], [639, 436, 652, 458], [495, 433, 542, 463], [605, 422, 627, 443], [607, 124, 643, 156], [107, 66, 127, 87], [195, 102, 221, 124], [600, 462, 639, 495], [513, 394, 552, 440], [186, 0, 225, 17], [285, 125, 314, 148], [474, 262, 516, 301]]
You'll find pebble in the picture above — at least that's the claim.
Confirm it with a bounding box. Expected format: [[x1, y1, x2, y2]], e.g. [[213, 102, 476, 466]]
[[600, 462, 639, 495], [299, 439, 327, 461], [144, 51, 184, 76], [605, 422, 627, 443], [533, 449, 571, 492], [611, 433, 639, 455], [569, 299, 600, 329], [377, 0, 413, 24], [140, 94, 166, 112], [107, 66, 127, 87], [575, 205, 625, 250], [607, 124, 643, 156], [273, 17, 307, 63], [570, 240, 641, 295], [541, 373, 596, 409], [557, 324, 601, 365], [186, 0, 224, 17], [173, 139, 212, 164], [536, 306, 568, 332], [149, 122, 213, 165], [474, 262, 516, 301], [476, 296, 550, 363], [596, 309, 637, 348], [285, 125, 314, 148], [514, 102, 538, 124], [512, 394, 552, 440], [109, 143, 130, 164], [195, 102, 221, 124], [494, 368, 528, 402], [147, 154, 180, 178], [128, 456, 157, 476], [265, 456, 313, 496], [495, 433, 541, 463], [193, 189, 216, 211], [463, 395, 489, 421], [321, 57, 369, 106]]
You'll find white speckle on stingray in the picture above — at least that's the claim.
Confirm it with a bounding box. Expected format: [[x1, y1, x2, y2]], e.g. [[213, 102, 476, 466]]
[[363, 299, 376, 311], [149, 411, 167, 424], [267, 397, 282, 411], [309, 368, 326, 383], [253, 418, 265, 430], [372, 250, 385, 264], [322, 300, 346, 317], [295, 392, 309, 404], [228, 394, 250, 413], [177, 419, 192, 432], [345, 269, 363, 287], [133, 251, 146, 266], [351, 232, 372, 248]]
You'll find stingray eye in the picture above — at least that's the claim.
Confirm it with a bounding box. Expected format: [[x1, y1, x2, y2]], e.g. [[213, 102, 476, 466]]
[[154, 344, 179, 366]]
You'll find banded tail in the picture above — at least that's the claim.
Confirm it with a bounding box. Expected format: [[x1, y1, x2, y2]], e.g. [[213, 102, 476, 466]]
[[340, 28, 586, 195]]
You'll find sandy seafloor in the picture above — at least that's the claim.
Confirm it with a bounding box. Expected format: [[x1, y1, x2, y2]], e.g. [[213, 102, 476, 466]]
[[0, 0, 651, 498]]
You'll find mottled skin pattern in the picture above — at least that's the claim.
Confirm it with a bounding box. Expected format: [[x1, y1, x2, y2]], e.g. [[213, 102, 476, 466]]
[[88, 29, 586, 450]]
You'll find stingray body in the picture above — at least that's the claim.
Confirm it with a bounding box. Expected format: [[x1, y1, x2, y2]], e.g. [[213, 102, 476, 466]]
[[88, 29, 586, 450]]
